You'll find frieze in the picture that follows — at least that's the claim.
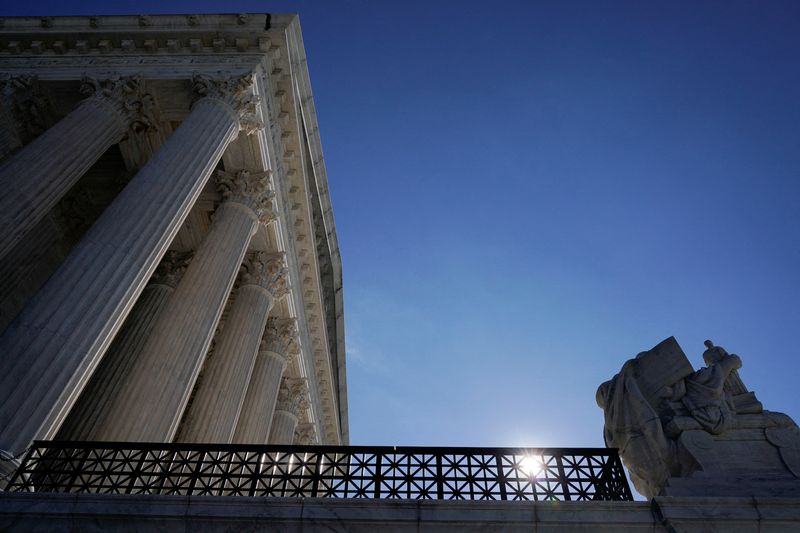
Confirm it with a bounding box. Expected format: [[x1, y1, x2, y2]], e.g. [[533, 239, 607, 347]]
[[0, 56, 263, 78]]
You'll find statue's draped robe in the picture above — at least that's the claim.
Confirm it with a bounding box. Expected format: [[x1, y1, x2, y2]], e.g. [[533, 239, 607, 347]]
[[682, 354, 741, 434], [597, 360, 673, 498]]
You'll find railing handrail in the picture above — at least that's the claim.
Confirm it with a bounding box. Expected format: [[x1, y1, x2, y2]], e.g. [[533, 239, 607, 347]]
[[29, 440, 617, 454]]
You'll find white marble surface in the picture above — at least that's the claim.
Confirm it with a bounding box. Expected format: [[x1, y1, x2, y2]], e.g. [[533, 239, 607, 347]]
[[0, 93, 240, 455], [1, 492, 798, 532]]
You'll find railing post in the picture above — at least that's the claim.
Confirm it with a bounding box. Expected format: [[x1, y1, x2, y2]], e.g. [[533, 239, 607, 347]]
[[373, 451, 383, 499], [311, 451, 323, 497], [65, 444, 92, 493], [124, 446, 148, 495], [3, 442, 37, 491], [555, 452, 571, 501], [495, 452, 507, 500], [186, 450, 206, 496], [435, 451, 444, 499], [247, 451, 262, 497]]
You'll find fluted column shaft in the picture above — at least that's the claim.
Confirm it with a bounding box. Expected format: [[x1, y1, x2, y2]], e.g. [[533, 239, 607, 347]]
[[234, 351, 289, 443], [0, 76, 148, 261], [0, 213, 68, 332], [268, 377, 309, 445], [270, 411, 299, 445], [178, 252, 287, 443], [94, 202, 261, 442], [233, 318, 298, 444], [56, 253, 189, 440], [0, 74, 256, 456], [177, 287, 272, 443]]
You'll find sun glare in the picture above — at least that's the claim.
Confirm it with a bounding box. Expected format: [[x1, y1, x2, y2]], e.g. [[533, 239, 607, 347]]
[[520, 455, 544, 478]]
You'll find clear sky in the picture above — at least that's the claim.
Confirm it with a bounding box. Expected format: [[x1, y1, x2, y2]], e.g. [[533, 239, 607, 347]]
[[7, 1, 799, 453]]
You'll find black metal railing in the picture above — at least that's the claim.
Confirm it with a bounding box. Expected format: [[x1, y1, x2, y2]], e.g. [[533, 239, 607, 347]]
[[5, 441, 632, 501]]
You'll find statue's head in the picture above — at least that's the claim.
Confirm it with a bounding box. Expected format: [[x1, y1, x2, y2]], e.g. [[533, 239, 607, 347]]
[[702, 339, 728, 366]]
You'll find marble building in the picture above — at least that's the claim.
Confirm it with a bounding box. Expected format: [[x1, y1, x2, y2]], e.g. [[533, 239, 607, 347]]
[[0, 13, 348, 458], [3, 12, 800, 533]]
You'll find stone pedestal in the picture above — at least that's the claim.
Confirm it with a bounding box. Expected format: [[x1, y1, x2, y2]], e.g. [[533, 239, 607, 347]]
[[0, 75, 151, 262], [0, 74, 258, 456], [177, 252, 288, 443], [56, 252, 190, 440], [233, 318, 299, 444], [92, 170, 274, 442], [268, 377, 309, 445]]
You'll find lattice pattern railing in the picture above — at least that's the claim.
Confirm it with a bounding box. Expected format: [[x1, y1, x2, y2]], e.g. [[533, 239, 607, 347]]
[[6, 441, 632, 501]]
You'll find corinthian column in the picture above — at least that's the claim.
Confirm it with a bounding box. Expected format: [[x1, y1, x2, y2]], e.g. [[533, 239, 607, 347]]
[[0, 74, 261, 456], [233, 318, 299, 444], [56, 252, 191, 440], [93, 170, 275, 442], [294, 423, 318, 446], [0, 74, 54, 158], [177, 252, 288, 443], [0, 75, 154, 261], [268, 377, 310, 445]]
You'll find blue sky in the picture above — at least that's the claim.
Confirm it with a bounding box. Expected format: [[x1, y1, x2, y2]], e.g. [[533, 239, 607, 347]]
[[8, 1, 800, 452]]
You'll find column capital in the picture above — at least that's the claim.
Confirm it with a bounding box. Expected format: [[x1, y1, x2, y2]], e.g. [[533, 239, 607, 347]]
[[216, 169, 276, 224], [260, 317, 299, 358], [150, 251, 192, 289], [0, 73, 55, 140], [294, 422, 318, 445], [275, 377, 309, 418], [191, 73, 262, 134], [79, 74, 156, 133], [240, 252, 288, 298]]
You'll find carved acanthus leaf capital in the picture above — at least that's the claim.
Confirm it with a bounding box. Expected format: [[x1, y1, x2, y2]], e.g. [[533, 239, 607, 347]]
[[216, 169, 276, 224], [150, 251, 192, 288], [294, 423, 318, 445], [260, 317, 299, 357], [0, 73, 55, 140], [275, 377, 310, 418], [191, 73, 262, 134], [79, 74, 156, 133], [240, 252, 289, 298]]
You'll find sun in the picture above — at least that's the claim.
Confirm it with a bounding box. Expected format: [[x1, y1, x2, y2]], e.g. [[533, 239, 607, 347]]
[[520, 455, 544, 478]]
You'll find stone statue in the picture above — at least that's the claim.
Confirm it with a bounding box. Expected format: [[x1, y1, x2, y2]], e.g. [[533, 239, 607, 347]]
[[597, 337, 800, 498]]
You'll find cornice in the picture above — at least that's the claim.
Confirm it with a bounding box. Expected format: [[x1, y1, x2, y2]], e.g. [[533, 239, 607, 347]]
[[0, 13, 291, 58], [283, 18, 349, 445], [261, 33, 347, 446]]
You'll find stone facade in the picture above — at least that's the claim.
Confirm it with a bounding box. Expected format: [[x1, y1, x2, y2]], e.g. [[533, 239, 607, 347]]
[[0, 13, 348, 456], [2, 492, 800, 532]]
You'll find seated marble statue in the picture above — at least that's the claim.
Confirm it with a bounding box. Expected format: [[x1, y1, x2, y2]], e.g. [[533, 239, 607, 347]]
[[597, 337, 800, 498]]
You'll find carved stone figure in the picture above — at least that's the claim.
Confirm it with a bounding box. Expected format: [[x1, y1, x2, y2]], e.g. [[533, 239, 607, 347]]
[[597, 337, 800, 498]]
